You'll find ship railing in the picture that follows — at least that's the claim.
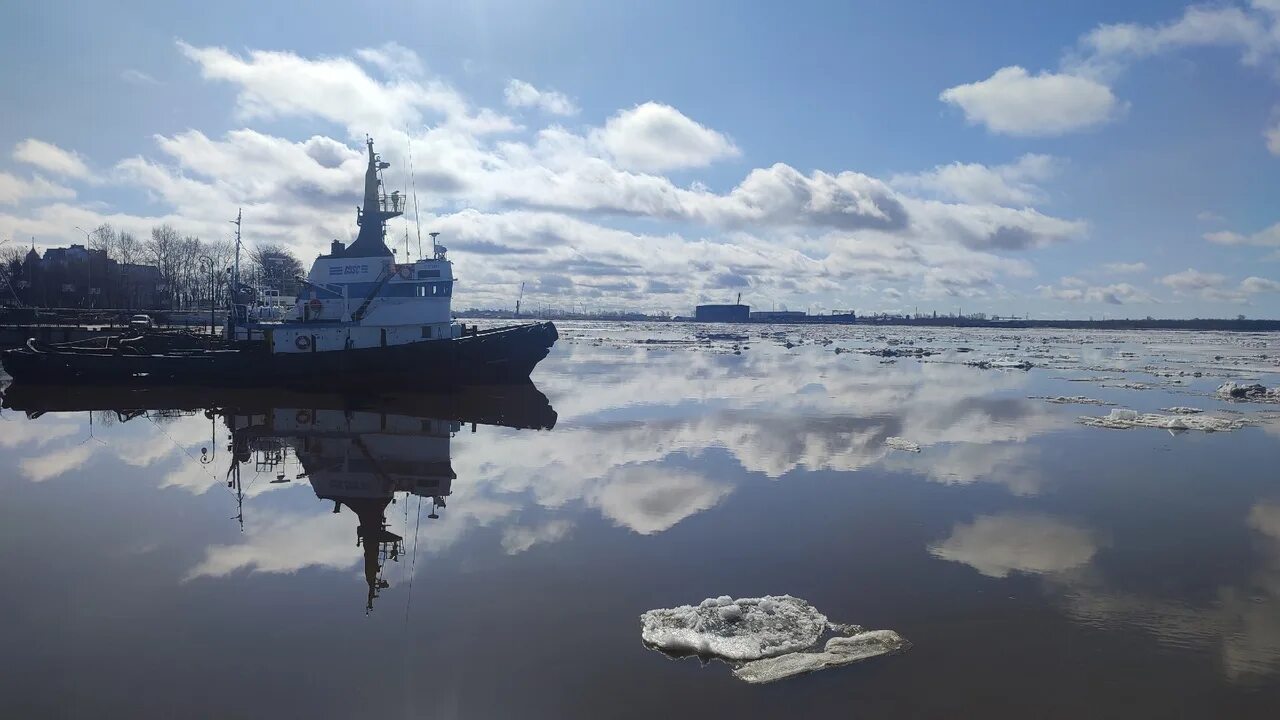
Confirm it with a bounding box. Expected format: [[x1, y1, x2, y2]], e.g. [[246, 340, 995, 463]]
[[377, 193, 406, 215]]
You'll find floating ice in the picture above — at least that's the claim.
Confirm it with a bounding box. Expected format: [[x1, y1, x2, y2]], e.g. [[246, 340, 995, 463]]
[[641, 595, 907, 684], [641, 595, 829, 661], [732, 630, 910, 684], [1160, 406, 1204, 415], [966, 358, 1033, 370], [1078, 408, 1247, 432], [1216, 382, 1280, 402], [1032, 396, 1114, 406], [884, 436, 921, 453]]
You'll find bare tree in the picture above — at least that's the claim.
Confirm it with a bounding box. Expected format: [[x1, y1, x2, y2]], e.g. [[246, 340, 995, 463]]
[[1, 245, 26, 303], [88, 224, 118, 258], [248, 243, 304, 297], [116, 230, 141, 266], [146, 224, 182, 309]]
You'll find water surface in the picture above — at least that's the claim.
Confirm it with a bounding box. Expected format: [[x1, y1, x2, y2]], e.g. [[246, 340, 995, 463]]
[[2, 323, 1279, 718]]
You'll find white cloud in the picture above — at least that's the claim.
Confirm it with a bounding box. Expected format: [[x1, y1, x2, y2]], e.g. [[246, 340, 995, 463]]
[[1197, 210, 1226, 223], [940, 66, 1119, 136], [589, 466, 731, 535], [1080, 4, 1280, 71], [1267, 116, 1280, 155], [592, 102, 739, 171], [500, 519, 573, 554], [0, 172, 75, 205], [1160, 268, 1227, 292], [13, 139, 90, 179], [178, 41, 518, 136], [1102, 261, 1147, 274], [120, 69, 159, 85], [504, 79, 578, 116], [891, 153, 1059, 206], [1242, 276, 1280, 293], [1207, 222, 1280, 247], [19, 443, 95, 482], [929, 513, 1100, 578], [1039, 281, 1148, 305]]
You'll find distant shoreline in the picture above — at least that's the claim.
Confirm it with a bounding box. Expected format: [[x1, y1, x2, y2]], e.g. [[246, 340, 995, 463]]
[[457, 313, 1280, 332]]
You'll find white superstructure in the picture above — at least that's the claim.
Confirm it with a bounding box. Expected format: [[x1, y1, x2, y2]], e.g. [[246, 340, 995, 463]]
[[231, 137, 465, 353]]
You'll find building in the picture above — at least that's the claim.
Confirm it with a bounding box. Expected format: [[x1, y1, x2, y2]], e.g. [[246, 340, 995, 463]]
[[695, 303, 749, 322], [8, 244, 164, 310]]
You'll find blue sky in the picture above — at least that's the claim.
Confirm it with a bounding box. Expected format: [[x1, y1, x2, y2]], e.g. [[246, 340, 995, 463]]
[[2, 0, 1279, 316]]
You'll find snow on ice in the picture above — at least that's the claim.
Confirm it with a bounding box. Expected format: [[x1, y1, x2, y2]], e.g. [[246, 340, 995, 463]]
[[1078, 408, 1247, 432], [884, 437, 922, 453], [640, 595, 907, 684]]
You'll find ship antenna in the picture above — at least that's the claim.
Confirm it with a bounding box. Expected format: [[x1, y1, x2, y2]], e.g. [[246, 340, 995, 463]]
[[407, 130, 423, 261]]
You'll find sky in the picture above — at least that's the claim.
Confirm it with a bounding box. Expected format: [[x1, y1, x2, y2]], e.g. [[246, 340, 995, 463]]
[[1, 0, 1279, 318]]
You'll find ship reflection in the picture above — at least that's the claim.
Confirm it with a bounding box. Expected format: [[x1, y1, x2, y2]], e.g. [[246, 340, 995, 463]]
[[2, 381, 556, 611], [227, 404, 466, 611]]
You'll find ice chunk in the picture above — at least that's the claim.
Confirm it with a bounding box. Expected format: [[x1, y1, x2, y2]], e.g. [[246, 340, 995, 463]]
[[1217, 382, 1280, 402], [640, 595, 828, 661], [1032, 396, 1114, 406], [884, 436, 921, 453], [732, 630, 911, 684], [641, 595, 908, 683], [1160, 406, 1204, 414], [966, 358, 1033, 370], [1078, 408, 1247, 432]]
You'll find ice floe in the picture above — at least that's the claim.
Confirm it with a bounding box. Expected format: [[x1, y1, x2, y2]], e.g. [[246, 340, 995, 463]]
[[1217, 382, 1280, 403], [1078, 408, 1247, 432], [732, 630, 910, 684], [965, 358, 1033, 370], [1031, 396, 1114, 406], [640, 595, 828, 661], [884, 436, 921, 452], [640, 595, 908, 684], [1160, 407, 1204, 415]]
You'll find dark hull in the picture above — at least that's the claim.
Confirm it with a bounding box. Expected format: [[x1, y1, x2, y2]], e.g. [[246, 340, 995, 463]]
[[0, 322, 558, 389], [1, 380, 557, 430]]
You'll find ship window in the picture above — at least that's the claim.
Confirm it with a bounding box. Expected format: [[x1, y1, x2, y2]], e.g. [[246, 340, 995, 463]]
[[417, 268, 441, 279]]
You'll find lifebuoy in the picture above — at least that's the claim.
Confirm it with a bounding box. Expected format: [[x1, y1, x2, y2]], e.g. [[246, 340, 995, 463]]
[[398, 266, 413, 280], [295, 334, 312, 350], [296, 409, 311, 425]]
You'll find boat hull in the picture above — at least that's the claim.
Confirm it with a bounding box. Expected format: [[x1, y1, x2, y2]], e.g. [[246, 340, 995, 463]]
[[0, 322, 558, 388]]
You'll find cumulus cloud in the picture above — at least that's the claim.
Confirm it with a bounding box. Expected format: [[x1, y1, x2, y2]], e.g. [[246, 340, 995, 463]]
[[1242, 276, 1280, 293], [891, 153, 1059, 206], [1160, 268, 1227, 292], [1267, 115, 1280, 155], [504, 79, 578, 116], [0, 40, 1097, 312], [939, 67, 1119, 136], [13, 139, 90, 179], [592, 102, 739, 171]]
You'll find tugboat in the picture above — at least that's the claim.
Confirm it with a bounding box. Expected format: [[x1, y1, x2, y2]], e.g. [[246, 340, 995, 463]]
[[0, 137, 557, 387]]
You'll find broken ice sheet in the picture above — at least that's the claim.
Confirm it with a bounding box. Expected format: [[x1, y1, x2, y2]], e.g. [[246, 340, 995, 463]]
[[884, 436, 921, 453], [640, 595, 907, 684], [1078, 408, 1248, 432], [1031, 396, 1115, 406]]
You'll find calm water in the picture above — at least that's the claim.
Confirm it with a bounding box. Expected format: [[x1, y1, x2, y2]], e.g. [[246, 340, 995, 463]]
[[2, 323, 1280, 718]]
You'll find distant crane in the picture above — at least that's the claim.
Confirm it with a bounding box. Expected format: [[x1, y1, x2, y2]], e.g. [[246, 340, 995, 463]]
[[736, 292, 742, 305], [516, 282, 525, 317]]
